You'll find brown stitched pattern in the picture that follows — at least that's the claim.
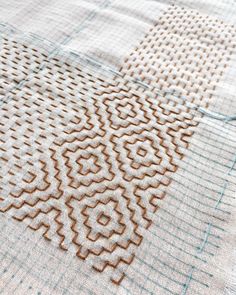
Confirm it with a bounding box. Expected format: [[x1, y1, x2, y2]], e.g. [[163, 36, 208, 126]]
[[0, 57, 195, 284], [0, 5, 235, 284], [0, 35, 47, 97], [121, 5, 236, 106]]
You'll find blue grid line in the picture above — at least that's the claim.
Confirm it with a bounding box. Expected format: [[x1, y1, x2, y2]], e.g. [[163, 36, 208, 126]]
[[3, 72, 235, 208], [215, 182, 229, 210], [10, 61, 234, 198], [12, 58, 235, 195], [135, 256, 185, 287], [188, 144, 236, 294], [1, 22, 236, 140], [214, 154, 236, 212], [135, 244, 209, 288], [196, 153, 236, 253], [157, 214, 219, 250], [197, 223, 213, 254], [168, 178, 232, 211], [160, 208, 220, 242], [162, 198, 224, 233], [134, 220, 208, 267], [0, 11, 233, 295], [140, 232, 213, 277], [197, 107, 236, 123], [186, 147, 236, 184], [0, 214, 115, 295], [181, 266, 195, 295], [0, 0, 112, 106], [158, 188, 227, 229], [67, 51, 236, 127], [140, 233, 213, 278], [159, 183, 229, 216], [184, 129, 236, 158], [172, 170, 235, 201], [59, 51, 236, 130], [41, 53, 236, 155], [125, 270, 178, 295], [154, 218, 214, 256], [161, 207, 220, 239], [1, 30, 234, 168]]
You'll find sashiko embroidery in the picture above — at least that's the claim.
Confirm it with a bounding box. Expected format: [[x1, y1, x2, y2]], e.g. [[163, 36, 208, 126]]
[[0, 1, 236, 295]]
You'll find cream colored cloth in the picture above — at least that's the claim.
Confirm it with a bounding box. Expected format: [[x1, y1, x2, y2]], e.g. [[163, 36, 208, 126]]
[[0, 1, 236, 295]]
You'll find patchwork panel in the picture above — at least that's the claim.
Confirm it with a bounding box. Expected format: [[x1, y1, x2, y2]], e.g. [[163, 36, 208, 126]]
[[0, 5, 235, 287], [121, 5, 236, 106]]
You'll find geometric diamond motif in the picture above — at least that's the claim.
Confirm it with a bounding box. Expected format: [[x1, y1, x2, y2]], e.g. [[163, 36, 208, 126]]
[[0, 5, 235, 286]]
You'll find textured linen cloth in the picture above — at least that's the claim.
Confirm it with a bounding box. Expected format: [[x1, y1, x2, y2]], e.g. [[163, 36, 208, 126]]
[[0, 1, 236, 294]]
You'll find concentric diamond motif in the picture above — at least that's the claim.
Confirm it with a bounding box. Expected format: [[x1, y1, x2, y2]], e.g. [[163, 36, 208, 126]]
[[0, 5, 235, 285]]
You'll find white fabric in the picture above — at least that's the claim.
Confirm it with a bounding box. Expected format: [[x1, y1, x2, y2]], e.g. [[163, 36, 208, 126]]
[[0, 1, 235, 295]]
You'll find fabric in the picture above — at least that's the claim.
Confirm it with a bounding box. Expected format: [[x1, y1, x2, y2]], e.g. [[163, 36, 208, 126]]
[[0, 1, 236, 294]]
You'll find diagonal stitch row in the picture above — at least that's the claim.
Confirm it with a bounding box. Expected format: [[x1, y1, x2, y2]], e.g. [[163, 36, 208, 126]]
[[1, 21, 236, 129], [0, 0, 111, 106]]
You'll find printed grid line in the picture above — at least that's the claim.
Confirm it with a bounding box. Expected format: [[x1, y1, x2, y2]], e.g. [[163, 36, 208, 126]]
[[0, 58, 235, 294], [0, 3, 235, 294], [0, 0, 112, 106]]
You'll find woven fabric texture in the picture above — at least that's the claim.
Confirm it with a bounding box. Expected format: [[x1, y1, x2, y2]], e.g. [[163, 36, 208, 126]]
[[0, 1, 236, 295]]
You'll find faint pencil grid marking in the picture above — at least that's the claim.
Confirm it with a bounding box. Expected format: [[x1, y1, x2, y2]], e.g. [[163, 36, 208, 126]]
[[0, 5, 235, 287]]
